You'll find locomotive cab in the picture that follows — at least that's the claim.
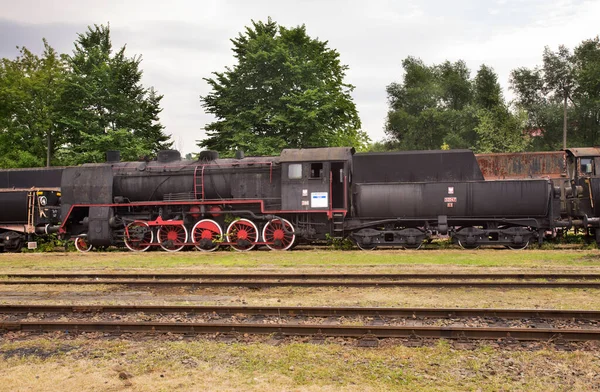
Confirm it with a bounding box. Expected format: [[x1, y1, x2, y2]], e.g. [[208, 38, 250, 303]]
[[279, 147, 353, 213], [564, 148, 600, 230], [279, 147, 354, 240]]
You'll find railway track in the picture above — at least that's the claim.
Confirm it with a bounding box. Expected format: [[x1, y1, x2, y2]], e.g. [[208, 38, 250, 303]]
[[3, 273, 600, 288], [1, 304, 600, 320], [2, 320, 599, 343], [6, 273, 600, 280], [4, 304, 600, 343]]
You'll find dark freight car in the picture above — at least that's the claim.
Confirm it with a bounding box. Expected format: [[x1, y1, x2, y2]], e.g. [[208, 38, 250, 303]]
[[0, 166, 64, 252]]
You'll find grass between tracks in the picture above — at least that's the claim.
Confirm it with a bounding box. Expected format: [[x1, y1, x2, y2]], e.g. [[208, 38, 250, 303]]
[[3, 249, 600, 390], [3, 285, 600, 310], [0, 249, 600, 272], [1, 337, 600, 391]]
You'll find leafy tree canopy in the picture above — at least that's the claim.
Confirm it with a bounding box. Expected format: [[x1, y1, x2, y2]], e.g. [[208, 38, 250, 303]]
[[0, 40, 66, 167], [510, 38, 600, 149], [0, 24, 171, 168], [199, 18, 368, 156], [384, 57, 524, 152], [56, 24, 171, 164]]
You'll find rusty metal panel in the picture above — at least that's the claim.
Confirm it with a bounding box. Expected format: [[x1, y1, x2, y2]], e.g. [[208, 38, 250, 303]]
[[476, 152, 566, 180], [280, 147, 355, 162], [566, 147, 600, 157]]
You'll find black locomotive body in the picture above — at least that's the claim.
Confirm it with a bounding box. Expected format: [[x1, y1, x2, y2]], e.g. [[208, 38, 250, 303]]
[[346, 150, 558, 249], [0, 167, 63, 251], [57, 148, 353, 252], [2, 146, 600, 252]]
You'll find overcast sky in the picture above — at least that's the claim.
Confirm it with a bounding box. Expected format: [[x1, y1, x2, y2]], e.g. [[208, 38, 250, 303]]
[[1, 0, 598, 154]]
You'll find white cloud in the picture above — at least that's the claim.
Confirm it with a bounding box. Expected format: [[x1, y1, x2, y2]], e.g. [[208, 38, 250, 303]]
[[0, 0, 597, 152]]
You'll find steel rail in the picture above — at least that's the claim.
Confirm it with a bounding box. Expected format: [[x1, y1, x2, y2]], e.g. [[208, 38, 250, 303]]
[[1, 321, 598, 342], [5, 273, 600, 280], [2, 279, 600, 288], [1, 304, 599, 320]]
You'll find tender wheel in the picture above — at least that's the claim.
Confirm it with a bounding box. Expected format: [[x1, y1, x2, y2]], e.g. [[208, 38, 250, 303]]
[[192, 219, 222, 252], [457, 240, 480, 250], [124, 221, 154, 252], [74, 236, 93, 252], [226, 219, 258, 251], [403, 242, 422, 250], [262, 218, 295, 251], [157, 223, 188, 252], [506, 241, 529, 250], [355, 240, 376, 251]]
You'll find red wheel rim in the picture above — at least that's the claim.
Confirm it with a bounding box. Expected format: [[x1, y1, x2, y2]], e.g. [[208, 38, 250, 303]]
[[192, 219, 222, 251], [262, 218, 295, 251], [157, 224, 188, 252], [125, 221, 153, 252], [226, 219, 258, 251], [75, 237, 92, 252]]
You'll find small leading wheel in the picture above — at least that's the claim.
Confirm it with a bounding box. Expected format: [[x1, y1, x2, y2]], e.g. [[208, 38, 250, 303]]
[[74, 236, 92, 252], [124, 221, 154, 252], [157, 223, 188, 252], [262, 218, 295, 251], [192, 219, 222, 252], [226, 218, 258, 251]]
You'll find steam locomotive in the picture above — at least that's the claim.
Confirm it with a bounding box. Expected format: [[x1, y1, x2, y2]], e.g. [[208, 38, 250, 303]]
[[1, 147, 599, 252]]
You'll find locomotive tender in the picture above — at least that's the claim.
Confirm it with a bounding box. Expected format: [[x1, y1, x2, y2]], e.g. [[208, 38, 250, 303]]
[[1, 147, 599, 252]]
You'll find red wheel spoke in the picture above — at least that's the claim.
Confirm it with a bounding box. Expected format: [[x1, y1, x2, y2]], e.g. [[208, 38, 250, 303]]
[[262, 218, 295, 251], [158, 223, 188, 252], [227, 219, 258, 251], [192, 219, 222, 252], [125, 221, 153, 252]]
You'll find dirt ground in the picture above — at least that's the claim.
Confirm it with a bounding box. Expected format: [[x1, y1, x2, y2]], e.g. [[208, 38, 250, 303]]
[[2, 249, 600, 390]]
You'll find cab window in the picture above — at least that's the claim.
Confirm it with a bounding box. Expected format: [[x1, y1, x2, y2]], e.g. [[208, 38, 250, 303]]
[[288, 164, 302, 179], [310, 163, 323, 179], [580, 158, 594, 175]]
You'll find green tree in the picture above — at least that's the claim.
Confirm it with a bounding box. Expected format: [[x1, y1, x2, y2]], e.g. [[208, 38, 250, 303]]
[[0, 40, 66, 167], [509, 67, 563, 150], [385, 57, 452, 150], [474, 64, 502, 109], [572, 37, 600, 145], [386, 59, 527, 153], [474, 108, 529, 153], [543, 45, 575, 148], [508, 42, 600, 150], [199, 18, 368, 156], [56, 24, 171, 164], [472, 65, 529, 152]]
